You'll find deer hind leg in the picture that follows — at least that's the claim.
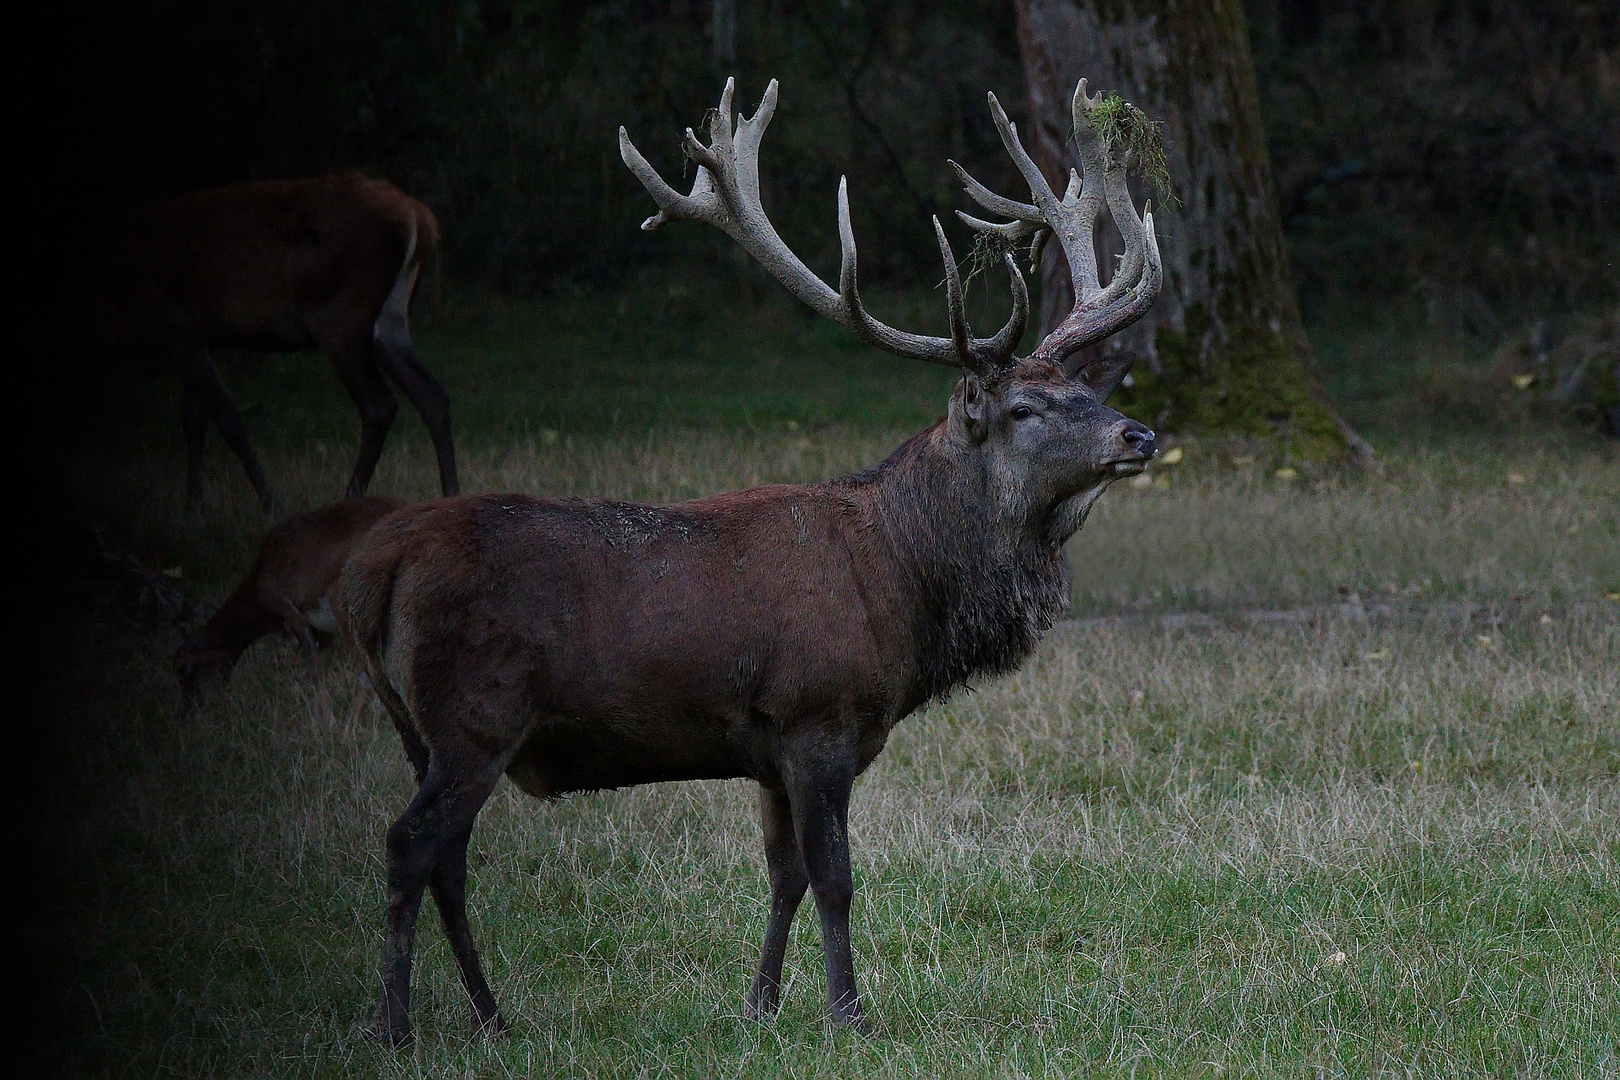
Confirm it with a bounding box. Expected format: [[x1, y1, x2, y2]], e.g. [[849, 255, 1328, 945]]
[[428, 819, 508, 1037], [176, 345, 274, 512], [783, 745, 867, 1030], [373, 270, 458, 496], [322, 330, 398, 499], [745, 784, 809, 1020], [375, 699, 506, 1036], [377, 741, 509, 1047]]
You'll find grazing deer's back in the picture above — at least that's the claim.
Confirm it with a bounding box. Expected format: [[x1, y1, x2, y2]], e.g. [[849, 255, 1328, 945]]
[[92, 172, 433, 351], [255, 494, 405, 612]]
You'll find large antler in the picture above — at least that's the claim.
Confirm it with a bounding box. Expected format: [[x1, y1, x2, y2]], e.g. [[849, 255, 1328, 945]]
[[952, 81, 1163, 369], [620, 79, 1028, 374]]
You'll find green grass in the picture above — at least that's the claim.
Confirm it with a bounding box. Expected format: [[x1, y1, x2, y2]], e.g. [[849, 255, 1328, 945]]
[[44, 291, 1620, 1077]]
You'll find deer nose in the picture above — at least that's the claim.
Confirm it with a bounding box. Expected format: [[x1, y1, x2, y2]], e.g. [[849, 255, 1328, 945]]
[[1121, 420, 1156, 458]]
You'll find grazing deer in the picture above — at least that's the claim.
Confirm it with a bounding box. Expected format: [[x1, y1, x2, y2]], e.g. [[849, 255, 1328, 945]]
[[339, 77, 1161, 1045], [177, 496, 404, 717], [87, 172, 458, 511]]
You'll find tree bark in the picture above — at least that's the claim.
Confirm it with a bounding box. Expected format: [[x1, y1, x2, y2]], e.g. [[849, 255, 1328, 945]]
[[1013, 0, 1368, 461]]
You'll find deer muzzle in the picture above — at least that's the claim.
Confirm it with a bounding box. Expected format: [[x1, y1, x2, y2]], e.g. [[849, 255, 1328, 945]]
[[1107, 420, 1156, 474]]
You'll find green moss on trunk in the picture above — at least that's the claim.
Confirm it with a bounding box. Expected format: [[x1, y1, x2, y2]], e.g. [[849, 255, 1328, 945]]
[[1112, 303, 1346, 461]]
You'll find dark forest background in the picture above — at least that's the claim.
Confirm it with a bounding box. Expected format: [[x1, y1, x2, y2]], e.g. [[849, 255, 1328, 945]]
[[40, 0, 1617, 347]]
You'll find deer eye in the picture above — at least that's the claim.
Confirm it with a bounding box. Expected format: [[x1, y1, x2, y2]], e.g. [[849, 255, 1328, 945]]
[[1010, 404, 1034, 421]]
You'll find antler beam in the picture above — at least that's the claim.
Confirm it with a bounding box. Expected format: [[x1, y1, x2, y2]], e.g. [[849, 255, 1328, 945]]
[[620, 79, 1028, 374]]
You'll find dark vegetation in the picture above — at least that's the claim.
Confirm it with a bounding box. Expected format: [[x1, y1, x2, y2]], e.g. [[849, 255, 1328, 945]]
[[43, 1, 1617, 419]]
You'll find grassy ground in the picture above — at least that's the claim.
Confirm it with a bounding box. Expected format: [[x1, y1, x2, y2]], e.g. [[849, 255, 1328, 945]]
[[40, 291, 1620, 1077]]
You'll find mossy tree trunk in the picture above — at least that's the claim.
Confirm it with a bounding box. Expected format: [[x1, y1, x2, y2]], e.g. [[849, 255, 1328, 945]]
[[1013, 0, 1368, 461]]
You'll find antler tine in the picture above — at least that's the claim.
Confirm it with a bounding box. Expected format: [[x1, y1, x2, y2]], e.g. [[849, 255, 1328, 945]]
[[1086, 161, 1148, 312], [1028, 203, 1162, 367], [834, 181, 960, 367], [950, 159, 1042, 227], [933, 217, 972, 366], [622, 80, 1029, 373], [984, 92, 1107, 298]]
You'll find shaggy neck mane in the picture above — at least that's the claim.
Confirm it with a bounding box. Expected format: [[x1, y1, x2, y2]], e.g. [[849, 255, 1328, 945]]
[[840, 424, 1072, 705]]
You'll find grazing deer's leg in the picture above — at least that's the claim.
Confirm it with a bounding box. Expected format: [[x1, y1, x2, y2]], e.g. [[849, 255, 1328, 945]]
[[377, 744, 507, 1047], [295, 634, 335, 726], [374, 315, 459, 497], [175, 346, 274, 512], [745, 784, 808, 1019], [324, 331, 398, 499], [784, 753, 866, 1030], [267, 599, 331, 725]]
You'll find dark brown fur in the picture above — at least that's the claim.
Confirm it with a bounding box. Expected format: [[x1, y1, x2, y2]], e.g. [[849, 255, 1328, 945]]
[[177, 496, 404, 712], [339, 356, 1156, 1042], [87, 172, 457, 510]]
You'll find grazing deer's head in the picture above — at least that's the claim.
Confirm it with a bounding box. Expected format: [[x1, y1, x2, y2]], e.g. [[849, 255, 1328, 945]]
[[621, 78, 1161, 545]]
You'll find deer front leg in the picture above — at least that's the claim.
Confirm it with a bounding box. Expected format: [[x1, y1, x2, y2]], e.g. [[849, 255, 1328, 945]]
[[276, 604, 335, 726], [783, 753, 867, 1031], [745, 784, 808, 1020]]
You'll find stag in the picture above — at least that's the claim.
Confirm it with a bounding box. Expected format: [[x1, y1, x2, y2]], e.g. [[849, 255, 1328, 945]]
[[176, 495, 404, 717], [339, 77, 1161, 1044], [86, 172, 458, 511]]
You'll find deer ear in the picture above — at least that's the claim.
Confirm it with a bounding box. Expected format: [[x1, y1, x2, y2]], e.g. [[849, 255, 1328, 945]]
[[1067, 349, 1137, 400], [961, 372, 989, 440]]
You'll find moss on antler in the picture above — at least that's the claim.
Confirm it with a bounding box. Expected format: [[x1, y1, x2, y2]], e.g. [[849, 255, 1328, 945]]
[[959, 230, 1018, 297], [1084, 93, 1177, 210]]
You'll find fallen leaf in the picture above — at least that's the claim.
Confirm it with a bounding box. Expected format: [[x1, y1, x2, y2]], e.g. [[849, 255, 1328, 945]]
[[1130, 473, 1153, 490], [1506, 471, 1527, 485], [1539, 614, 1554, 626], [1329, 950, 1348, 964], [1159, 446, 1184, 465], [1511, 372, 1536, 390], [1128, 689, 1146, 707], [1274, 467, 1298, 481], [1475, 635, 1494, 647], [1362, 650, 1388, 660]]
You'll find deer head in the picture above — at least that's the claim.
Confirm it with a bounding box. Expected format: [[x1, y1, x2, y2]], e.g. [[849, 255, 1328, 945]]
[[621, 78, 1161, 545]]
